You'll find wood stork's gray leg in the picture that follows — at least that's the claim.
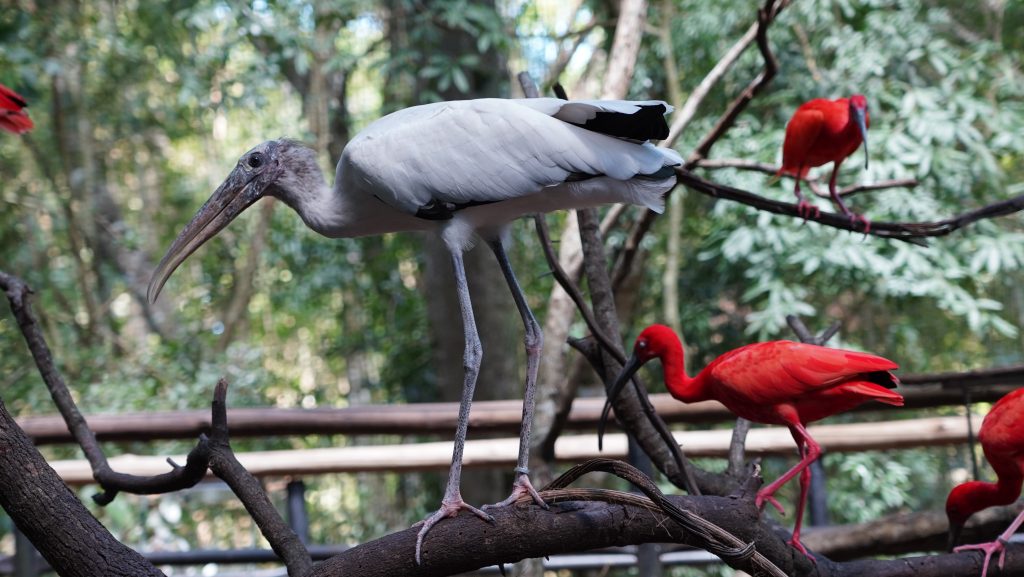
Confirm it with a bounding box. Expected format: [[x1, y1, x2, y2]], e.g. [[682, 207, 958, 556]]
[[415, 245, 495, 565], [482, 238, 548, 511]]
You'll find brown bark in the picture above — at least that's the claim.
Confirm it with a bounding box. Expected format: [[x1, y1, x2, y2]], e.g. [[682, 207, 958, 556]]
[[0, 397, 164, 577]]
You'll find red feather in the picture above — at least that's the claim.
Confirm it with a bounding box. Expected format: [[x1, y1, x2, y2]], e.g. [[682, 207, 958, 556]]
[[0, 83, 33, 134], [614, 324, 902, 558], [946, 388, 1024, 577]]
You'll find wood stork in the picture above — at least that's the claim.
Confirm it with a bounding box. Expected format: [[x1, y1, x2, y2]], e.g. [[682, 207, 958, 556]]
[[147, 97, 682, 563]]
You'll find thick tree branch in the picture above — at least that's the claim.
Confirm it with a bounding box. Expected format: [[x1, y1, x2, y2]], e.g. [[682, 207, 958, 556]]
[[542, 459, 782, 576], [537, 212, 703, 496], [0, 398, 164, 576], [803, 502, 1024, 561], [0, 270, 210, 504]]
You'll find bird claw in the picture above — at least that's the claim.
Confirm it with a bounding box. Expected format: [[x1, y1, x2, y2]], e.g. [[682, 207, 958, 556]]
[[954, 539, 1006, 577], [789, 537, 816, 563], [415, 498, 496, 565], [796, 200, 820, 221], [482, 470, 549, 511], [849, 213, 871, 234], [954, 540, 1005, 577], [755, 491, 786, 517]]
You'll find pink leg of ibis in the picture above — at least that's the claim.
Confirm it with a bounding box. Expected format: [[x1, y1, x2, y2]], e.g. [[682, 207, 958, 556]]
[[793, 179, 820, 221], [787, 439, 816, 562], [828, 162, 870, 233], [415, 246, 495, 565], [482, 238, 548, 511], [954, 507, 1024, 577], [756, 422, 822, 520]]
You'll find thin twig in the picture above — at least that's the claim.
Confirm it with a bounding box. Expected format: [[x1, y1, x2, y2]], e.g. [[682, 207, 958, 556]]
[[542, 459, 785, 577], [686, 0, 786, 167], [207, 380, 312, 577], [613, 0, 789, 291], [0, 270, 211, 505], [695, 157, 919, 198], [663, 21, 758, 147], [677, 169, 1024, 243]]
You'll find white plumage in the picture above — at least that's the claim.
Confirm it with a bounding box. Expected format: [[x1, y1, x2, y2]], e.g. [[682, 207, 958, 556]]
[[148, 95, 681, 563]]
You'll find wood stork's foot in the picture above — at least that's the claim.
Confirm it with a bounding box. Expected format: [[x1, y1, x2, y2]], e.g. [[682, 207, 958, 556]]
[[789, 536, 816, 563], [954, 539, 1007, 577], [796, 200, 820, 221], [755, 489, 786, 516], [483, 469, 549, 511], [414, 498, 495, 564]]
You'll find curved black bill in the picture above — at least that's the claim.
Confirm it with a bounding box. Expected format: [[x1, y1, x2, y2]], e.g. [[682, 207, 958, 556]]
[[597, 352, 645, 451], [148, 169, 261, 303], [947, 522, 963, 552], [853, 106, 869, 170]]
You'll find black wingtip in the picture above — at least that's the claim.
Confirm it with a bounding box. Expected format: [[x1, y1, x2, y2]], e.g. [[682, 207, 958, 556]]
[[571, 104, 670, 142]]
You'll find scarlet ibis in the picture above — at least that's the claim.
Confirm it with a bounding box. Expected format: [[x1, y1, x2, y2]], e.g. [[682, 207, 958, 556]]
[[0, 83, 33, 134], [600, 324, 903, 557], [147, 97, 682, 562], [946, 388, 1024, 577], [779, 94, 870, 229]]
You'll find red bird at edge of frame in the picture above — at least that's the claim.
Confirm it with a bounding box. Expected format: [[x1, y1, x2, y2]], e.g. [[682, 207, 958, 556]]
[[779, 94, 870, 231], [599, 324, 904, 559], [0, 83, 33, 134], [947, 387, 1024, 577]]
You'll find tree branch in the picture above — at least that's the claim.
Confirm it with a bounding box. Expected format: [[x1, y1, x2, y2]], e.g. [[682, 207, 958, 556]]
[[686, 0, 785, 166], [0, 394, 165, 577], [206, 380, 312, 577], [0, 270, 210, 505], [612, 0, 788, 291], [694, 157, 919, 198], [675, 169, 1024, 243], [534, 215, 700, 495]]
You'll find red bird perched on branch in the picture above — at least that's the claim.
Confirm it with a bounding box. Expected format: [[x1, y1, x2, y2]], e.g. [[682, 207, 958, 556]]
[[600, 324, 903, 558], [947, 388, 1024, 577], [779, 94, 870, 229], [0, 83, 33, 134]]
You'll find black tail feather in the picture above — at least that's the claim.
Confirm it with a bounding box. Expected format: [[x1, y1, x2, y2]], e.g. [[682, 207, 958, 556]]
[[865, 370, 899, 389], [570, 104, 670, 142]]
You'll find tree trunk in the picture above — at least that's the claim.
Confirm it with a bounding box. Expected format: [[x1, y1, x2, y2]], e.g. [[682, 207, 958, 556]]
[[0, 397, 164, 577]]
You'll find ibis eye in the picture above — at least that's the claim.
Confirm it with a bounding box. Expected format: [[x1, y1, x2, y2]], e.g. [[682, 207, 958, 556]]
[[637, 340, 647, 349], [247, 153, 264, 169]]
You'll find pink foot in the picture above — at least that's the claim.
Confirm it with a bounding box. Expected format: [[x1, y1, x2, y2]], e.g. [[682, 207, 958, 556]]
[[415, 498, 495, 564], [850, 213, 871, 234], [797, 200, 820, 221], [483, 470, 549, 510], [955, 539, 1007, 577], [755, 489, 786, 516], [789, 536, 816, 563]]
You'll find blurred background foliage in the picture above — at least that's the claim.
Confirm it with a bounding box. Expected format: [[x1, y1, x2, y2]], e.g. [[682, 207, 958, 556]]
[[0, 0, 1022, 575]]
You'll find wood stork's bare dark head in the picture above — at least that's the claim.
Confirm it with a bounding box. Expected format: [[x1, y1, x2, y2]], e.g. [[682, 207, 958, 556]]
[[148, 139, 321, 303]]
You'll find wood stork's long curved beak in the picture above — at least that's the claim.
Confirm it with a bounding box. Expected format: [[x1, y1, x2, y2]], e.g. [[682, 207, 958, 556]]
[[148, 168, 264, 303], [853, 106, 869, 169], [597, 352, 646, 451]]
